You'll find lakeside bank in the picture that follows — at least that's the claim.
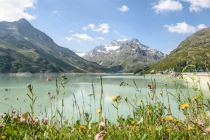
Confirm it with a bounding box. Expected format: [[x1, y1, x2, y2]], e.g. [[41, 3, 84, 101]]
[[182, 72, 210, 93]]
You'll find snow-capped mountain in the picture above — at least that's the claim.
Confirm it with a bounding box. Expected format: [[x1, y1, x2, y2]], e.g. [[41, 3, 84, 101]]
[[83, 39, 165, 72]]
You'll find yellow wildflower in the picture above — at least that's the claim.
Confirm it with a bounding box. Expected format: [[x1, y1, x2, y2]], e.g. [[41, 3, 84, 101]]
[[192, 96, 199, 101], [112, 96, 121, 102], [130, 120, 136, 126], [1, 136, 6, 140], [79, 125, 87, 131], [165, 116, 175, 122], [180, 103, 190, 109], [160, 117, 165, 122], [187, 125, 193, 131], [97, 109, 101, 113]]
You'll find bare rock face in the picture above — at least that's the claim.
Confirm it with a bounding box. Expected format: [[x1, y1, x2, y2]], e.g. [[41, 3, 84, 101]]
[[84, 39, 165, 73]]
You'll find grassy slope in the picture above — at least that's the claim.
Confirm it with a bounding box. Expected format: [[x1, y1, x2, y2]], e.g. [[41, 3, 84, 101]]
[[150, 46, 210, 72], [145, 28, 210, 73]]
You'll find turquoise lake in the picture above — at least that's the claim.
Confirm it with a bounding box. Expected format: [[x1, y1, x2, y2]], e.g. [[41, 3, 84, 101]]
[[0, 74, 190, 122]]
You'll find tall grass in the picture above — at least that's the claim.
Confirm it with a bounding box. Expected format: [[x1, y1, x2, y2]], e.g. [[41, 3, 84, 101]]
[[0, 73, 210, 140]]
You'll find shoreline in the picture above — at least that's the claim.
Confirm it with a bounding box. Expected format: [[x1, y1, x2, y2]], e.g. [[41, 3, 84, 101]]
[[1, 72, 210, 93], [182, 72, 210, 93]]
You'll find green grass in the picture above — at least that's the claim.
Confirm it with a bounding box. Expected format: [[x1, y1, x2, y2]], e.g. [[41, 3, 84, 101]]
[[1, 74, 210, 140], [149, 46, 210, 72], [139, 28, 210, 74]]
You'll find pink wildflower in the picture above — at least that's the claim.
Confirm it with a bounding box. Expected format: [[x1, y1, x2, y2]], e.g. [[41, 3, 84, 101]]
[[12, 114, 18, 120], [19, 116, 26, 123], [94, 130, 105, 140], [29, 117, 39, 125], [205, 126, 210, 133]]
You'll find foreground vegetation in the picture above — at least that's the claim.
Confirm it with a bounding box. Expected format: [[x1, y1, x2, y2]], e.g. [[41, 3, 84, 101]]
[[0, 74, 210, 140]]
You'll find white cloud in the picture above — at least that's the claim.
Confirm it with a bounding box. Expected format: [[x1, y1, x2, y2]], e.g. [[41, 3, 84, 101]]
[[82, 24, 95, 30], [65, 37, 74, 41], [185, 0, 210, 12], [197, 24, 207, 29], [164, 22, 207, 34], [72, 33, 93, 41], [153, 0, 183, 13], [66, 33, 93, 41], [153, 0, 210, 12], [118, 5, 129, 12], [117, 38, 128, 41], [82, 23, 110, 34], [0, 0, 36, 21], [95, 24, 110, 34], [66, 33, 105, 42]]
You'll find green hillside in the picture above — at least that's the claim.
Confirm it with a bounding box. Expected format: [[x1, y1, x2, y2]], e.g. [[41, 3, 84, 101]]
[[139, 28, 210, 73]]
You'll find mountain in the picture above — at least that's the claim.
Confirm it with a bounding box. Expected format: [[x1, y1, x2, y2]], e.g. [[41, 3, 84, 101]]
[[73, 50, 86, 57], [83, 39, 165, 73], [0, 19, 109, 73], [145, 28, 210, 73]]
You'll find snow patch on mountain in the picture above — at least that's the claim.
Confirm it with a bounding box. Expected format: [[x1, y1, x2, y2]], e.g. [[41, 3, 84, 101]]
[[83, 38, 166, 72], [105, 45, 120, 52]]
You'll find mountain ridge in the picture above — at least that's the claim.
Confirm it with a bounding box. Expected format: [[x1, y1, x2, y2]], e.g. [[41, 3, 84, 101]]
[[0, 19, 109, 73], [83, 39, 165, 73]]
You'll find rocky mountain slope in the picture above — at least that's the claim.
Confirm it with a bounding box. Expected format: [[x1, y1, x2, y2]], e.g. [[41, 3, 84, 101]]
[[84, 39, 165, 72], [0, 19, 108, 73]]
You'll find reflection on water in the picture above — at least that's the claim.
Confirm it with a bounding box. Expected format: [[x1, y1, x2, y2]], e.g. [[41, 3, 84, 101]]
[[0, 74, 187, 122]]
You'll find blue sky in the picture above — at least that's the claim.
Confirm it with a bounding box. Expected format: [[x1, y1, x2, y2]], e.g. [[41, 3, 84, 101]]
[[0, 0, 210, 53]]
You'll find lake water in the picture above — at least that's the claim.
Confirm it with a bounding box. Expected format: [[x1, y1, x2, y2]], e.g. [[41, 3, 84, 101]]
[[0, 74, 190, 122]]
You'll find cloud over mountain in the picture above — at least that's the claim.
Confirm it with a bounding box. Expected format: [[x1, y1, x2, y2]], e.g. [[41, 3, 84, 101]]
[[0, 0, 36, 21], [164, 22, 207, 34], [82, 23, 110, 34]]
